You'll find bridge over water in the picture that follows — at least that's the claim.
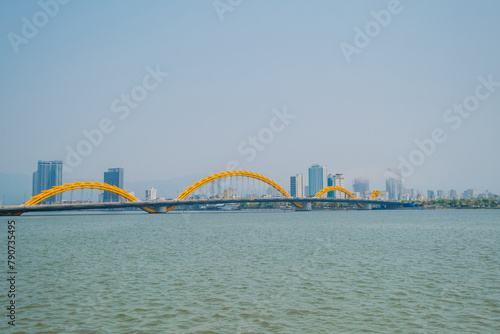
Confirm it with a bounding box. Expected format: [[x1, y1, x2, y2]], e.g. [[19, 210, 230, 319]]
[[0, 170, 402, 216], [0, 197, 403, 215]]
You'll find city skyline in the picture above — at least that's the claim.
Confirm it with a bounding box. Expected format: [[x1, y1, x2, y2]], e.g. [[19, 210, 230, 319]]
[[19, 161, 500, 204]]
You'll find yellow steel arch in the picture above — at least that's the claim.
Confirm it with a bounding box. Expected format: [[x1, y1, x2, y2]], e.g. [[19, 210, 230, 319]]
[[315, 187, 382, 200], [24, 181, 156, 213], [315, 186, 364, 208], [25, 181, 137, 205], [314, 187, 382, 208], [314, 186, 357, 199], [166, 170, 302, 212]]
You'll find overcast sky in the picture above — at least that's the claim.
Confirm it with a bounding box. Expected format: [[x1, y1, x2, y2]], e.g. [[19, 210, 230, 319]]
[[1, 0, 499, 194]]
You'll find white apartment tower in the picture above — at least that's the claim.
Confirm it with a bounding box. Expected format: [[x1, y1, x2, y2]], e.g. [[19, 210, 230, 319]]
[[290, 174, 304, 198], [328, 173, 346, 199], [145, 188, 157, 201]]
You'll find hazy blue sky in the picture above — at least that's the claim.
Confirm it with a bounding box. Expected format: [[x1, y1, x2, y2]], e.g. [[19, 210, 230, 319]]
[[1, 0, 500, 195]]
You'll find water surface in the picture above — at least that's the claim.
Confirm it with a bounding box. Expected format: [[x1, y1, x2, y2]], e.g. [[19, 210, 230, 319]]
[[2, 210, 499, 333]]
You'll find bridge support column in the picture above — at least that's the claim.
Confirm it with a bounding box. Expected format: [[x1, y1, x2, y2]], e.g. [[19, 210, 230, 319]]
[[294, 202, 311, 211], [153, 206, 167, 213]]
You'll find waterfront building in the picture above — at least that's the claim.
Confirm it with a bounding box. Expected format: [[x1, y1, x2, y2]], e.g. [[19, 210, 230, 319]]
[[463, 189, 477, 199], [437, 190, 447, 199], [308, 164, 327, 197], [327, 175, 333, 198], [410, 188, 417, 200], [290, 174, 303, 198], [145, 188, 157, 201], [386, 169, 402, 200], [379, 191, 389, 200], [327, 173, 346, 199], [32, 160, 63, 204], [449, 189, 458, 199], [103, 168, 124, 202]]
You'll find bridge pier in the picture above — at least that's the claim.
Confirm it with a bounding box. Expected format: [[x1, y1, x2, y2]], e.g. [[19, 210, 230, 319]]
[[294, 202, 311, 211], [361, 203, 372, 210], [151, 206, 167, 213]]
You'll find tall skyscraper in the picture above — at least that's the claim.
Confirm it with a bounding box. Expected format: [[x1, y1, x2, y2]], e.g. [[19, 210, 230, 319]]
[[449, 189, 458, 199], [386, 169, 402, 200], [437, 190, 447, 199], [327, 173, 346, 199], [353, 178, 369, 193], [103, 168, 124, 202], [327, 175, 334, 198], [32, 160, 63, 204], [290, 174, 303, 197], [308, 164, 327, 197], [427, 190, 435, 200]]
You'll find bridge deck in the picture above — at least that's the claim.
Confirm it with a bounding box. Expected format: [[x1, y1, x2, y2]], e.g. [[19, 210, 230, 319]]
[[0, 198, 402, 215]]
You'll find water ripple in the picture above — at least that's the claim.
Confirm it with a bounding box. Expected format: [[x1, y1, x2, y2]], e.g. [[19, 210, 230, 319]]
[[2, 210, 500, 333]]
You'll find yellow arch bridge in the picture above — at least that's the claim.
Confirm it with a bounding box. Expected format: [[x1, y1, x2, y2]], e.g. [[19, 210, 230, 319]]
[[7, 171, 382, 215]]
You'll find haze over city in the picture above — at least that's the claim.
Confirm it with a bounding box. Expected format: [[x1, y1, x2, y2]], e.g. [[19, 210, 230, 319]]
[[1, 0, 500, 202]]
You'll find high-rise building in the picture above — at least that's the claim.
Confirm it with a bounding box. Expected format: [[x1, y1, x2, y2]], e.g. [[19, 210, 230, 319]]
[[449, 189, 458, 199], [327, 173, 346, 199], [437, 190, 447, 199], [145, 188, 157, 201], [386, 169, 402, 200], [463, 189, 476, 199], [290, 174, 303, 198], [401, 187, 410, 201], [103, 168, 124, 202], [308, 164, 327, 197], [353, 178, 369, 193], [327, 175, 333, 198], [427, 190, 435, 200], [32, 160, 63, 204], [409, 188, 417, 200]]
